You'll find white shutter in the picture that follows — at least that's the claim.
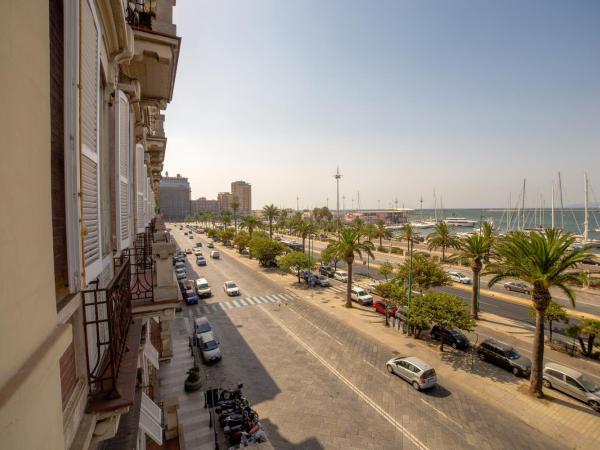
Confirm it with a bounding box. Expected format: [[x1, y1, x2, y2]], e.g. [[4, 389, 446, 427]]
[[116, 90, 130, 249], [140, 392, 163, 445], [81, 0, 101, 281], [136, 144, 145, 232], [143, 165, 149, 226]]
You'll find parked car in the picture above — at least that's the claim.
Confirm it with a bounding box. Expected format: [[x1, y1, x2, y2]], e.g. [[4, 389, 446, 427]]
[[175, 261, 186, 271], [333, 270, 348, 282], [194, 317, 214, 342], [543, 363, 600, 411], [315, 275, 331, 287], [184, 232, 188, 235], [189, 235, 194, 239], [319, 265, 336, 278], [504, 282, 532, 295], [350, 286, 373, 306], [185, 248, 192, 254], [175, 268, 187, 280], [373, 300, 397, 317], [207, 242, 215, 248], [476, 338, 531, 377], [196, 242, 203, 247], [223, 281, 240, 296], [448, 271, 472, 284], [582, 257, 600, 266], [430, 325, 470, 350], [210, 250, 220, 259], [413, 251, 430, 258], [196, 255, 207, 266], [195, 278, 212, 298], [200, 337, 222, 363], [386, 356, 437, 390]]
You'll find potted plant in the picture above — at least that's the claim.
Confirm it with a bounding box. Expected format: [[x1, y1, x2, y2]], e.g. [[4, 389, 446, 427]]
[[184, 365, 202, 392]]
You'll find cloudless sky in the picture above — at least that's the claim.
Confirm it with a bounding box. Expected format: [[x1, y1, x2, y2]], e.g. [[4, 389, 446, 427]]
[[164, 0, 600, 209]]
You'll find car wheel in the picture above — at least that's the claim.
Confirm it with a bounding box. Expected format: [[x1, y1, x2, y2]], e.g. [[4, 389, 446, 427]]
[[542, 379, 552, 389], [588, 400, 600, 412], [386, 364, 393, 374], [512, 367, 520, 376], [412, 381, 421, 391], [478, 353, 486, 361]]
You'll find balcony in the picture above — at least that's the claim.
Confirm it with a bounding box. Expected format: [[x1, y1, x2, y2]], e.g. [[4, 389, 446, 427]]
[[82, 258, 142, 413]]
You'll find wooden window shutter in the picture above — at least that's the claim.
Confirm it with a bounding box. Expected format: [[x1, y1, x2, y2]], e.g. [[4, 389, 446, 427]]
[[143, 164, 149, 225], [81, 0, 101, 280], [136, 144, 145, 232], [116, 91, 130, 249]]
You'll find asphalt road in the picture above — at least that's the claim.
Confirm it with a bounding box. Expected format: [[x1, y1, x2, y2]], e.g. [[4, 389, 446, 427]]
[[168, 224, 574, 449]]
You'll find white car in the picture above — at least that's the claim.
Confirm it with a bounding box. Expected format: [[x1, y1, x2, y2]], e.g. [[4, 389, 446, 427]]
[[448, 271, 472, 284], [210, 250, 220, 259], [333, 270, 348, 282], [350, 286, 373, 306], [195, 278, 212, 298], [193, 248, 202, 256], [223, 281, 240, 296], [200, 337, 222, 363]]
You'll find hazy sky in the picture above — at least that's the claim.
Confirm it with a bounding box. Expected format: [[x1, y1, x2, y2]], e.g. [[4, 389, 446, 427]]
[[164, 0, 600, 210]]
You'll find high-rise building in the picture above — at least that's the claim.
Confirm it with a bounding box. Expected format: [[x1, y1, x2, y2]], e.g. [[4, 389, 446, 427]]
[[1, 2, 181, 449], [217, 192, 233, 213], [159, 173, 191, 220], [191, 196, 220, 215], [231, 180, 252, 216]]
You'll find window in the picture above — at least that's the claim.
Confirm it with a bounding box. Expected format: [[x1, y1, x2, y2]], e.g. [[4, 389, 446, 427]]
[[566, 376, 584, 390], [546, 369, 563, 381]]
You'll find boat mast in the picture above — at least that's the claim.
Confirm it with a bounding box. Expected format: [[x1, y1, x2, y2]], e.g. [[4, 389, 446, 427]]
[[584, 172, 589, 242], [507, 192, 511, 231], [558, 172, 564, 229], [551, 182, 555, 229], [433, 189, 438, 222], [521, 179, 526, 230]]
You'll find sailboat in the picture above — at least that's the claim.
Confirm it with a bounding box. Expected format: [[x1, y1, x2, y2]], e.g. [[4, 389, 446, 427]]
[[574, 173, 600, 248]]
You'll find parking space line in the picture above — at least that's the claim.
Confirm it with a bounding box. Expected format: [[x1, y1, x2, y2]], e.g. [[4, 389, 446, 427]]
[[259, 304, 429, 450]]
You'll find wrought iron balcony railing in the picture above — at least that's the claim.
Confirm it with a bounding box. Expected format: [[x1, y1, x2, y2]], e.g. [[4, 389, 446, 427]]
[[116, 227, 155, 307]]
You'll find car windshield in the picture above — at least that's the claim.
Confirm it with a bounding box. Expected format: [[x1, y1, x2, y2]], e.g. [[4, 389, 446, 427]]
[[197, 283, 208, 289], [202, 340, 218, 351], [506, 350, 520, 360], [578, 376, 600, 392], [450, 329, 463, 337], [356, 290, 367, 296], [225, 282, 237, 288], [196, 323, 211, 333]]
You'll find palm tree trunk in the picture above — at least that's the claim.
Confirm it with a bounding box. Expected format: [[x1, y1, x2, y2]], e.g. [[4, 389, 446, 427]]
[[471, 267, 480, 319], [442, 246, 445, 262], [269, 220, 273, 239], [379, 236, 383, 248], [346, 256, 354, 308], [530, 306, 545, 397], [302, 235, 306, 253], [548, 319, 553, 342]]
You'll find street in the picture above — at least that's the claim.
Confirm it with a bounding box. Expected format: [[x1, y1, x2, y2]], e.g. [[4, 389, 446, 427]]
[[164, 225, 596, 449]]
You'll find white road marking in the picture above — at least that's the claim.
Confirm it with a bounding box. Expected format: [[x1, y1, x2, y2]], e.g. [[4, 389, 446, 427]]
[[232, 300, 241, 307], [364, 360, 384, 373], [238, 299, 248, 306], [245, 297, 255, 305], [218, 303, 227, 311], [265, 295, 278, 303], [258, 304, 429, 450], [420, 399, 464, 430], [279, 293, 296, 301], [225, 302, 234, 309], [211, 304, 219, 312]]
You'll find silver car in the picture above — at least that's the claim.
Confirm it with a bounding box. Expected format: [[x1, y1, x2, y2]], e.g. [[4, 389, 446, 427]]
[[543, 363, 600, 411], [386, 356, 437, 390]]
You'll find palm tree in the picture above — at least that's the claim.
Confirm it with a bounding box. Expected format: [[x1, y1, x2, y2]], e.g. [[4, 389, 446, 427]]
[[427, 222, 459, 262], [221, 212, 232, 228], [295, 219, 316, 253], [231, 199, 240, 233], [485, 229, 591, 397], [262, 204, 279, 239], [374, 220, 392, 249], [240, 215, 262, 240], [328, 228, 375, 308], [397, 223, 417, 254], [451, 234, 491, 319]]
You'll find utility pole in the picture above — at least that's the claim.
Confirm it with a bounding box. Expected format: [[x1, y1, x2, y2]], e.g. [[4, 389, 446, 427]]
[[334, 167, 342, 220], [296, 196, 299, 212], [326, 197, 329, 208]]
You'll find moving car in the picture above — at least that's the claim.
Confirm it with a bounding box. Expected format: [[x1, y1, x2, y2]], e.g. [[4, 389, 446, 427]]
[[315, 275, 331, 287], [195, 242, 203, 247], [448, 271, 472, 284], [195, 278, 212, 298], [350, 286, 373, 306], [319, 265, 336, 278], [476, 338, 531, 377], [189, 235, 194, 239], [210, 250, 220, 259], [223, 281, 240, 296], [430, 325, 470, 350], [543, 363, 600, 411], [196, 255, 207, 266], [386, 356, 437, 390], [333, 270, 348, 282], [200, 337, 222, 363], [193, 248, 202, 256], [207, 242, 215, 248], [503, 282, 532, 295], [194, 317, 214, 342], [373, 301, 397, 317]]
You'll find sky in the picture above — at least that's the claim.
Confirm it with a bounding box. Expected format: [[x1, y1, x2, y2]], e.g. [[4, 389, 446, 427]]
[[164, 0, 600, 210]]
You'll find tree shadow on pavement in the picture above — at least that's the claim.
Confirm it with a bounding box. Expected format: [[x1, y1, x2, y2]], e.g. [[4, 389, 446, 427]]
[[439, 351, 523, 385]]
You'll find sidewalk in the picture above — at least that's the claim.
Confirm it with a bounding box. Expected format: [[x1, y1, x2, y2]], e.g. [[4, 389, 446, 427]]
[[216, 242, 600, 449]]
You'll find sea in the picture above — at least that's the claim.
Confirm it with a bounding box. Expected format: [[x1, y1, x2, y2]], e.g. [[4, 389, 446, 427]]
[[407, 208, 600, 241]]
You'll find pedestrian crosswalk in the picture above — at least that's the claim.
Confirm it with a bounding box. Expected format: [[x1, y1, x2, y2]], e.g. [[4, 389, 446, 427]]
[[188, 292, 296, 315]]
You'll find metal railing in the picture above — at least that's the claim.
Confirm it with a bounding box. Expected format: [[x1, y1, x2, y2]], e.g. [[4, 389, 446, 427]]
[[82, 259, 133, 400], [126, 1, 154, 30], [117, 227, 155, 306]]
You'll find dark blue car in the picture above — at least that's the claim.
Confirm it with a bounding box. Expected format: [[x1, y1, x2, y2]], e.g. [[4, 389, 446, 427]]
[[185, 292, 199, 305]]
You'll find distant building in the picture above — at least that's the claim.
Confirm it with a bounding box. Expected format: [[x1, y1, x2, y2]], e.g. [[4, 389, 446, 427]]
[[217, 192, 233, 213], [159, 173, 191, 220], [231, 180, 252, 216], [191, 196, 219, 215], [344, 209, 411, 225]]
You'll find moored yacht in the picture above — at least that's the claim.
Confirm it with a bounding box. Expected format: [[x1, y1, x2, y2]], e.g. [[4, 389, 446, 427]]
[[444, 217, 476, 227]]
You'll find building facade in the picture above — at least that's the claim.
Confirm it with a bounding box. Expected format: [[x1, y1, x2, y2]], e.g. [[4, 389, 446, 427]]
[[1, 1, 181, 449], [343, 209, 411, 225], [191, 196, 220, 215], [231, 180, 252, 216], [217, 191, 233, 213], [159, 173, 191, 220]]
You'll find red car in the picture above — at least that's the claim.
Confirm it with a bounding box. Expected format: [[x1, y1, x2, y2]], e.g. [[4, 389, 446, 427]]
[[185, 248, 192, 254], [373, 301, 397, 317]]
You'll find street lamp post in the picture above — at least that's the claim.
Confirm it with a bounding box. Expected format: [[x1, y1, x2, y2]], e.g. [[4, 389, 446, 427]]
[[406, 237, 414, 335]]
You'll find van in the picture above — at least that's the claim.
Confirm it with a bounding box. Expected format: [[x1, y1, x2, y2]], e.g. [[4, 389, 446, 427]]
[[543, 363, 600, 411], [195, 278, 212, 298], [210, 250, 220, 259], [350, 286, 373, 306], [194, 317, 214, 342]]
